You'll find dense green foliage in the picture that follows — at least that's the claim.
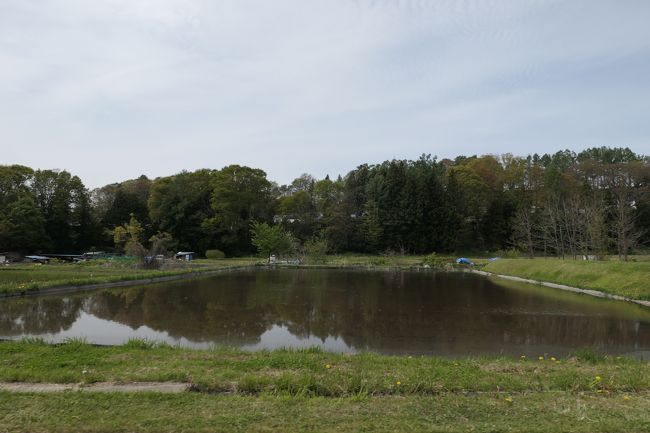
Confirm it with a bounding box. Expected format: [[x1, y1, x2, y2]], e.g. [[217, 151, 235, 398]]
[[250, 221, 295, 260], [0, 167, 97, 252], [1, 147, 649, 257]]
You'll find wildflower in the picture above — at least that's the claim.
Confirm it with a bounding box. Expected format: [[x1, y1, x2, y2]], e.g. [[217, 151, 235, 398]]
[[538, 356, 544, 361], [504, 396, 513, 404], [453, 362, 459, 367], [395, 381, 401, 386], [595, 376, 602, 381], [82, 369, 88, 375], [623, 395, 631, 401], [550, 357, 556, 361], [324, 364, 331, 369], [520, 355, 526, 360]]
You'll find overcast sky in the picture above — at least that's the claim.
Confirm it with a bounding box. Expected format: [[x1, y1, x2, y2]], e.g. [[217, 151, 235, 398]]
[[2, 0, 649, 188]]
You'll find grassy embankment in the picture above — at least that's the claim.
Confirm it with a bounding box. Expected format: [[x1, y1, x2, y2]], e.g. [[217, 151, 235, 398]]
[[0, 257, 258, 295], [485, 257, 650, 301], [0, 254, 428, 295], [1, 339, 650, 432]]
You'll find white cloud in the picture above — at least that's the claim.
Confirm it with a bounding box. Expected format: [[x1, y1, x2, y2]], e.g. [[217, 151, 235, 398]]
[[1, 0, 649, 187]]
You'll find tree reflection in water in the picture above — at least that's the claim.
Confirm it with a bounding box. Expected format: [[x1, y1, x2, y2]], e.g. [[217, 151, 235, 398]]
[[2, 269, 650, 357]]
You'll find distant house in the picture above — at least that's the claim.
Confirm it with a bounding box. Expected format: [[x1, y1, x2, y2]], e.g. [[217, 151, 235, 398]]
[[2, 252, 23, 263], [175, 251, 196, 261]]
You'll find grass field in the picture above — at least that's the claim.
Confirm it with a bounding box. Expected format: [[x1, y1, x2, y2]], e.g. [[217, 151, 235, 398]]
[[3, 392, 650, 433], [1, 340, 650, 432], [3, 339, 649, 393], [0, 257, 258, 295], [485, 258, 650, 301]]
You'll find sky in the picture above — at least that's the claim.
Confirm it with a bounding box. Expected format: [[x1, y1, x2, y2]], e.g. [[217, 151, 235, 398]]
[[1, 0, 650, 188]]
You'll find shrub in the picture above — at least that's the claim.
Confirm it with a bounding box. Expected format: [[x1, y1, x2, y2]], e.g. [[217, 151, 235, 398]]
[[206, 249, 226, 260], [369, 256, 389, 266], [304, 236, 329, 264], [421, 253, 449, 269], [495, 249, 520, 259]]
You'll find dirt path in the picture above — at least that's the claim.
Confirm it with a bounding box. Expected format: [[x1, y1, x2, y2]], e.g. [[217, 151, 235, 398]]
[[0, 381, 190, 393]]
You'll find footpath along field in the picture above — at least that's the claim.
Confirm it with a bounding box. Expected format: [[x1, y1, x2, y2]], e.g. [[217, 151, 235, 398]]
[[1, 339, 650, 432]]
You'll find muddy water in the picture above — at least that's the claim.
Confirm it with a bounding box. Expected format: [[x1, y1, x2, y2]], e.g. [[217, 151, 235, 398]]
[[2, 268, 650, 357]]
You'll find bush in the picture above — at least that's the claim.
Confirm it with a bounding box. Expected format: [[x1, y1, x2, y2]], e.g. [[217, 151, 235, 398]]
[[495, 249, 520, 258], [205, 249, 226, 260], [421, 253, 449, 269], [304, 236, 329, 264], [369, 256, 389, 266]]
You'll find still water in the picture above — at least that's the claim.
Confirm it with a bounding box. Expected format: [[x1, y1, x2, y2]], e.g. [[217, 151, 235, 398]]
[[2, 268, 650, 357]]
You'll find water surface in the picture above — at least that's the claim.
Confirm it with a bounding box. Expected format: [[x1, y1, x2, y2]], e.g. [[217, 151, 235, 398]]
[[2, 268, 650, 357]]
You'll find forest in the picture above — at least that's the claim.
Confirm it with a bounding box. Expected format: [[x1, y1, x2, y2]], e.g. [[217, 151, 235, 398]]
[[1, 146, 649, 259]]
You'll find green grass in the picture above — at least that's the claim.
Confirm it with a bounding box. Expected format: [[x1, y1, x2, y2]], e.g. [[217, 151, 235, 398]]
[[2, 340, 649, 395], [321, 254, 427, 267], [0, 257, 259, 295], [2, 392, 650, 433], [2, 341, 650, 432], [485, 258, 650, 301]]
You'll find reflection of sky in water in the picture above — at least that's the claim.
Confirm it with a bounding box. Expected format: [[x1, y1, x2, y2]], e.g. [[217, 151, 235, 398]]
[[242, 325, 355, 353], [8, 312, 207, 348], [6, 312, 356, 352]]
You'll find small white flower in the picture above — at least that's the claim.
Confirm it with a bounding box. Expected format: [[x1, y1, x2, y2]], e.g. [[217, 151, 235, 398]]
[[82, 369, 88, 374]]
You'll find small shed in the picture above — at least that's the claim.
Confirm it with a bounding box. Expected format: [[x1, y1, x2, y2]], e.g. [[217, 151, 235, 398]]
[[0, 252, 7, 264], [175, 251, 196, 262], [25, 255, 49, 264]]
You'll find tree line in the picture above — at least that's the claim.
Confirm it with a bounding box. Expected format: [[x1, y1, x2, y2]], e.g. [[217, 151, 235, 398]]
[[1, 147, 649, 259]]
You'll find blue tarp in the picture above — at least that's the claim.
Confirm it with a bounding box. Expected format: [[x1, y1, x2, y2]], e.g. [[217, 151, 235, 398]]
[[456, 257, 473, 265]]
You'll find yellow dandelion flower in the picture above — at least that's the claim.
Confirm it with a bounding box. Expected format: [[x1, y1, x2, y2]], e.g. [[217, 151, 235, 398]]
[[595, 375, 602, 381], [623, 395, 630, 401], [550, 357, 556, 361], [504, 396, 513, 404], [395, 381, 401, 386], [325, 364, 331, 369], [538, 356, 544, 361]]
